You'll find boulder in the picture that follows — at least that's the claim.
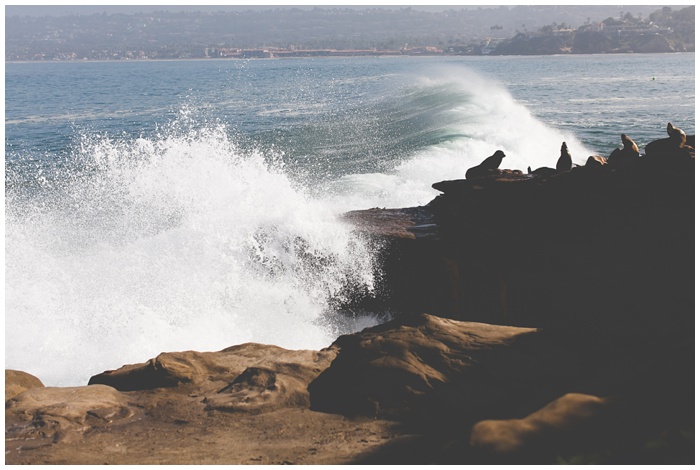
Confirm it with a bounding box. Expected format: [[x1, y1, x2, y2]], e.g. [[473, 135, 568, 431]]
[[5, 369, 45, 402], [308, 313, 642, 424], [89, 342, 337, 413], [469, 393, 610, 457], [6, 384, 132, 442]]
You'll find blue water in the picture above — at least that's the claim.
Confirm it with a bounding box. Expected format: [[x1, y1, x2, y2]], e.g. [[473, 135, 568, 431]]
[[5, 54, 695, 386]]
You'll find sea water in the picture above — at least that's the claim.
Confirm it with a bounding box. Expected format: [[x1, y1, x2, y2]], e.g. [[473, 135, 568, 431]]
[[5, 54, 695, 386]]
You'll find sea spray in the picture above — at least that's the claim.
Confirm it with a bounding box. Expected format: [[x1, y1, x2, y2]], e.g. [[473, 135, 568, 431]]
[[5, 122, 381, 386], [324, 66, 594, 210]]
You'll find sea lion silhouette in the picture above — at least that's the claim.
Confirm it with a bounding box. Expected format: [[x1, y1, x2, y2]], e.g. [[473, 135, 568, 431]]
[[556, 142, 572, 171], [608, 133, 640, 166], [644, 122, 694, 159], [465, 150, 506, 179], [480, 150, 506, 170], [621, 134, 640, 157]]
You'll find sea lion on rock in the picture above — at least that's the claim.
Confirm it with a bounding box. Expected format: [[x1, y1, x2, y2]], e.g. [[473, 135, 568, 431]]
[[585, 155, 607, 167], [465, 150, 506, 179], [667, 122, 687, 146], [644, 122, 695, 160], [608, 133, 640, 167], [556, 142, 573, 171], [621, 134, 640, 156]]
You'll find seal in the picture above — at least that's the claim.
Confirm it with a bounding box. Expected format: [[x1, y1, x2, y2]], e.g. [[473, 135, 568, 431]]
[[465, 150, 506, 179], [480, 150, 506, 170], [644, 122, 695, 160], [585, 155, 607, 167], [621, 134, 640, 157], [608, 133, 640, 166], [667, 122, 687, 146], [556, 142, 572, 171]]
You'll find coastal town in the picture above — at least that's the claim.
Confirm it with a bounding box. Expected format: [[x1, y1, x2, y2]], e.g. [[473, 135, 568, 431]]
[[5, 5, 693, 61]]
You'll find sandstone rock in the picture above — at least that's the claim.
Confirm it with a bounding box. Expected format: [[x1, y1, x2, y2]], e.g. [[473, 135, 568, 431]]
[[469, 393, 610, 455], [5, 369, 45, 402], [203, 365, 311, 413], [89, 342, 337, 414], [6, 384, 132, 442], [309, 313, 595, 423]]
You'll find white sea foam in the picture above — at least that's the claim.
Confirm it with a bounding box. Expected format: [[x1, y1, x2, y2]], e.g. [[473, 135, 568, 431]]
[[5, 121, 381, 386]]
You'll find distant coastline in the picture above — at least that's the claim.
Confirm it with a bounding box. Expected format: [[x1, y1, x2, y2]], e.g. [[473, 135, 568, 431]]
[[5, 49, 695, 64], [6, 6, 692, 62]]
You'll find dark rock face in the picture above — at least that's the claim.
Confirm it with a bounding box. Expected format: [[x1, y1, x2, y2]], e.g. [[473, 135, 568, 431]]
[[347, 154, 694, 344], [309, 313, 694, 463], [572, 30, 611, 54], [633, 33, 674, 53]]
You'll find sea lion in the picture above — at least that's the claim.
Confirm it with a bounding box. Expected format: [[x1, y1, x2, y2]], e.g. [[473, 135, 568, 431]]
[[608, 133, 640, 167], [621, 134, 640, 157], [585, 155, 607, 167], [556, 142, 572, 171], [480, 150, 506, 170], [667, 122, 687, 146], [644, 122, 695, 160], [465, 150, 506, 179]]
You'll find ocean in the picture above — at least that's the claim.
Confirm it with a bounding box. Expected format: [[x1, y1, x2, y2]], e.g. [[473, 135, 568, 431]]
[[5, 53, 695, 386]]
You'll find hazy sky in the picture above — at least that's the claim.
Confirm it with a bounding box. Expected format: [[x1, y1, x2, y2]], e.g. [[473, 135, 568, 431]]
[[4, 4, 484, 17], [7, 3, 682, 17]]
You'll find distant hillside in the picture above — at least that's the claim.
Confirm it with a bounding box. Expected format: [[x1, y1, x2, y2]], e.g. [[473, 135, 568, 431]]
[[5, 5, 680, 61], [492, 6, 694, 55]]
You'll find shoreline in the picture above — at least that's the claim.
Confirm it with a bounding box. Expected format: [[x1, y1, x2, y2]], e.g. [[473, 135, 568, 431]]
[[5, 50, 695, 64]]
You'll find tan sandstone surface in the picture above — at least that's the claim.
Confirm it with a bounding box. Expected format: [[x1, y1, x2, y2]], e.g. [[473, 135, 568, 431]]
[[5, 313, 693, 465]]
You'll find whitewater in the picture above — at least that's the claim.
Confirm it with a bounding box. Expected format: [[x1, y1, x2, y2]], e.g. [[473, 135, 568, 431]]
[[5, 55, 695, 386]]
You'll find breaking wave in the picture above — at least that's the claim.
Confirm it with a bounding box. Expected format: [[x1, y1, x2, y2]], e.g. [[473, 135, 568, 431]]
[[6, 115, 382, 386]]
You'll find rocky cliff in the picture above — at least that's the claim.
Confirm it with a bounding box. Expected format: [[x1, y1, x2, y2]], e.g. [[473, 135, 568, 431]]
[[5, 129, 695, 464]]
